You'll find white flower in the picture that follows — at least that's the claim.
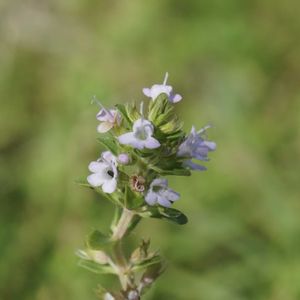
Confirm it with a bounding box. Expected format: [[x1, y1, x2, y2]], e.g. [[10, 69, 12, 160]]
[[96, 107, 120, 133], [87, 151, 118, 194], [142, 72, 182, 103], [145, 178, 180, 208], [118, 118, 160, 150]]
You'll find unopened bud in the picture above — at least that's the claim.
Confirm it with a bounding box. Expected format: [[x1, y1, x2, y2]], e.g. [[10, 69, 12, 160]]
[[118, 153, 130, 165], [127, 290, 139, 300], [104, 293, 115, 300]]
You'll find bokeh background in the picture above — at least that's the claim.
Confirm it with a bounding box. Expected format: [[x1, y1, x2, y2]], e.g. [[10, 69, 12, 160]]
[[1, 0, 300, 299]]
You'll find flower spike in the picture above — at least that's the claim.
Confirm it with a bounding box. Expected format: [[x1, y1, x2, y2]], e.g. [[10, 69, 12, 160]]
[[78, 73, 216, 299]]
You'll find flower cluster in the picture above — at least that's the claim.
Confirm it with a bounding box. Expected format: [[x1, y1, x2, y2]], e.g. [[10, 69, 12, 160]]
[[79, 74, 216, 299], [87, 74, 216, 209]]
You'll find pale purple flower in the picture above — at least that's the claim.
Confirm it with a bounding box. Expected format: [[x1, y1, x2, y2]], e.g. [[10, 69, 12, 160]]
[[118, 118, 160, 150], [87, 151, 118, 194], [145, 178, 180, 208], [142, 73, 182, 103], [117, 153, 130, 165], [177, 126, 216, 170], [96, 107, 120, 133]]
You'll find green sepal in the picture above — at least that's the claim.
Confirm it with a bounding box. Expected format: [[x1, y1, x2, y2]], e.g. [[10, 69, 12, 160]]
[[78, 259, 114, 274], [148, 94, 183, 138], [96, 133, 118, 155], [131, 254, 162, 271], [87, 230, 111, 250], [125, 103, 140, 123], [138, 206, 188, 225], [115, 104, 133, 126]]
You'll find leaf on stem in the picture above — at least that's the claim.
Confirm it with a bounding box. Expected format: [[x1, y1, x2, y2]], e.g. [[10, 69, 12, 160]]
[[138, 206, 188, 225], [78, 259, 114, 274], [87, 230, 111, 250], [131, 254, 162, 271], [97, 133, 118, 155]]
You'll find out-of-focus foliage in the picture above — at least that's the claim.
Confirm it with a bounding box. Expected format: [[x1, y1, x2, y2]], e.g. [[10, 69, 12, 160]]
[[0, 0, 300, 299]]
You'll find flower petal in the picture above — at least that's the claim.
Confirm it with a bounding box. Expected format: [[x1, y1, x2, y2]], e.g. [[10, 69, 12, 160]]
[[97, 122, 114, 133], [132, 118, 153, 132], [87, 173, 105, 187], [142, 88, 151, 97], [144, 137, 160, 149], [157, 196, 172, 207], [183, 160, 207, 171], [151, 178, 168, 188], [145, 191, 157, 205], [118, 132, 144, 149], [102, 179, 117, 194], [170, 93, 182, 103], [150, 84, 172, 100], [96, 109, 110, 122], [102, 151, 116, 163], [88, 161, 108, 173], [165, 190, 180, 202], [204, 141, 217, 151]]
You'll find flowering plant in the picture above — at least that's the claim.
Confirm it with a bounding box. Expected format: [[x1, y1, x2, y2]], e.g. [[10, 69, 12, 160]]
[[76, 74, 216, 299]]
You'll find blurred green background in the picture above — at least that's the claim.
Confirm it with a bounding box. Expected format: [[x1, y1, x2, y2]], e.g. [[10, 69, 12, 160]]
[[1, 0, 300, 299]]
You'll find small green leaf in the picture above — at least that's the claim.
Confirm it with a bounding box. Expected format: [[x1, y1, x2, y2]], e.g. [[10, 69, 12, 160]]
[[75, 179, 122, 206], [158, 207, 188, 225], [138, 206, 188, 225], [125, 185, 145, 209], [97, 133, 118, 155], [87, 230, 111, 250], [78, 259, 114, 274]]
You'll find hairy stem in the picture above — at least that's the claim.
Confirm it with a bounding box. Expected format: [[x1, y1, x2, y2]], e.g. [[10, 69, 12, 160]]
[[111, 208, 135, 241], [111, 208, 136, 292]]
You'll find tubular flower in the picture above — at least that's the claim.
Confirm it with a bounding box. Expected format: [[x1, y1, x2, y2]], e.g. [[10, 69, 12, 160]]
[[87, 151, 118, 193], [145, 178, 180, 208], [177, 126, 216, 170], [142, 73, 182, 103], [97, 107, 120, 133], [118, 118, 160, 150]]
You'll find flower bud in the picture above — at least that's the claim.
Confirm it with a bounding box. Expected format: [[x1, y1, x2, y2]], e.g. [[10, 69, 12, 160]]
[[127, 290, 139, 300], [118, 153, 130, 165], [104, 293, 115, 300]]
